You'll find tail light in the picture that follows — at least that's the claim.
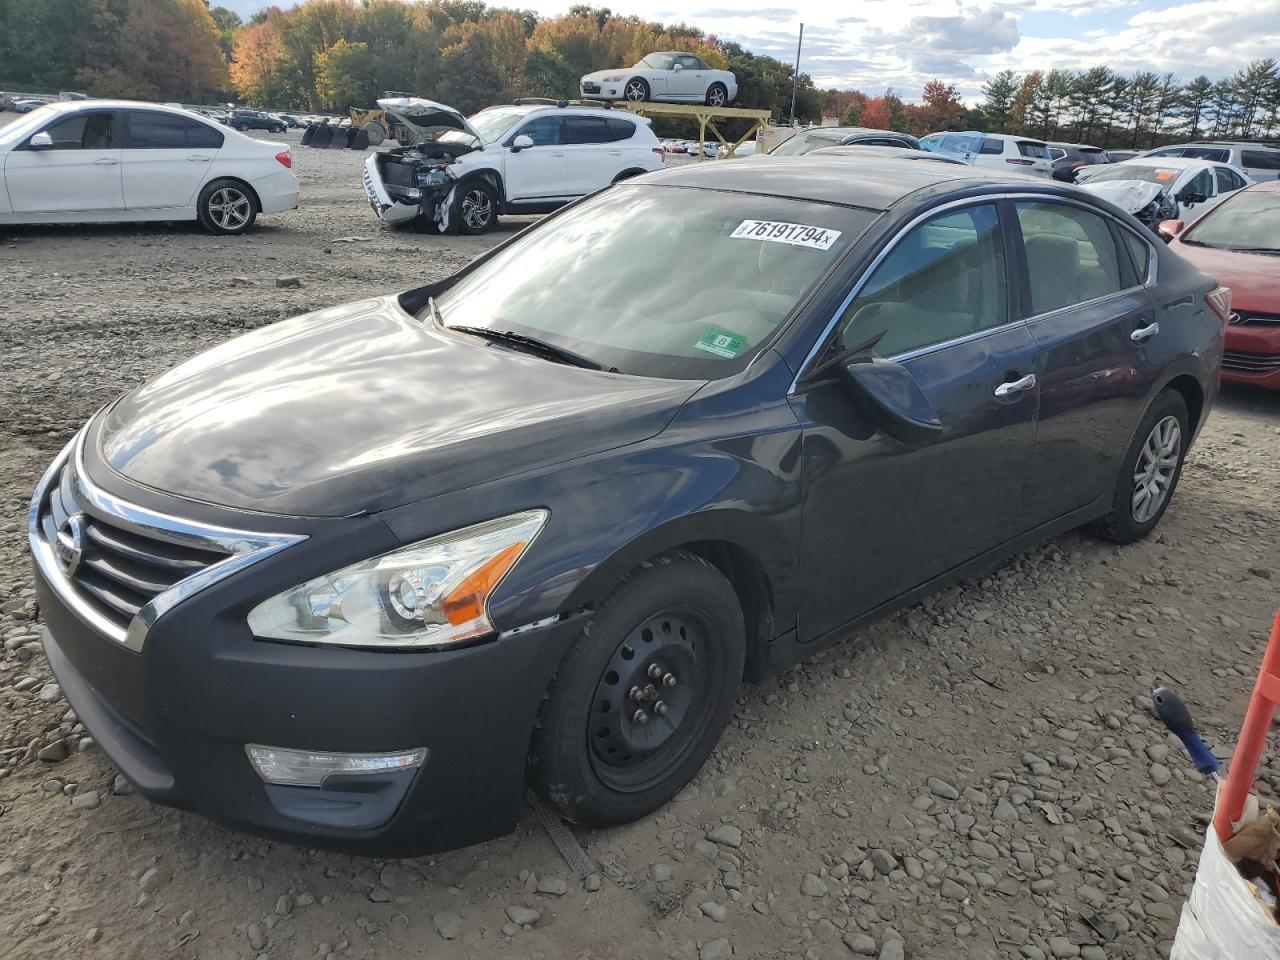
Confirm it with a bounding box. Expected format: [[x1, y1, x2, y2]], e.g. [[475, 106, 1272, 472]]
[[1005, 158, 1033, 166], [1205, 286, 1232, 329], [275, 150, 292, 168]]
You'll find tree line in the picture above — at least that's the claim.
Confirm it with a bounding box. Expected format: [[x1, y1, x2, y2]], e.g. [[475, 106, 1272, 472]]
[[979, 62, 1280, 148], [1, 0, 1276, 148]]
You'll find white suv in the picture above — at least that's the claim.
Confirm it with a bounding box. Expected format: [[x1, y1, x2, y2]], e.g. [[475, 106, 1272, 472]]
[[363, 98, 665, 233], [920, 131, 1053, 178]]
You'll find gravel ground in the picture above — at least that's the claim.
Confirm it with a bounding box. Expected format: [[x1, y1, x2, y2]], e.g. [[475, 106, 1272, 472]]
[[2, 116, 1280, 960]]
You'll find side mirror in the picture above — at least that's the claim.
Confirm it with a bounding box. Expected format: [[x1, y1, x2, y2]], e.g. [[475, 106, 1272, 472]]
[[510, 134, 534, 152], [839, 358, 943, 446], [28, 131, 53, 150], [1157, 219, 1185, 240], [1177, 190, 1206, 205], [673, 63, 684, 72]]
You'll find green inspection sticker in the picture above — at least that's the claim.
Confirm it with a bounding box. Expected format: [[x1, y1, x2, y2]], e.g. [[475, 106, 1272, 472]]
[[695, 327, 749, 359]]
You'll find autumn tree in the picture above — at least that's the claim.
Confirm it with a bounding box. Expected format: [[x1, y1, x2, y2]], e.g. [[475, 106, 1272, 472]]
[[912, 79, 964, 133], [314, 38, 373, 109]]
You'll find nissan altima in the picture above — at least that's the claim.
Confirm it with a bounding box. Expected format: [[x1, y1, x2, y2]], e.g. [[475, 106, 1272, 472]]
[[30, 156, 1226, 856]]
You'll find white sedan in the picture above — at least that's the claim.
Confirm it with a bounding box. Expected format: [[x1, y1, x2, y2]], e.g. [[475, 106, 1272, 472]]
[[0, 100, 298, 235], [580, 52, 738, 107]]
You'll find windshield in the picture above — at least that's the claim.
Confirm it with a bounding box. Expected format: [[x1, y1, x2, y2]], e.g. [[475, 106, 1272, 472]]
[[1087, 164, 1181, 185], [0, 105, 54, 146], [640, 53, 676, 69], [433, 185, 873, 379], [770, 131, 839, 156], [459, 107, 522, 144], [1184, 189, 1280, 252]]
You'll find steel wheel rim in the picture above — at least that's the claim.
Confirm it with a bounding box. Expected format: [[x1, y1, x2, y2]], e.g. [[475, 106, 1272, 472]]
[[709, 86, 726, 106], [1131, 415, 1180, 523], [208, 188, 251, 230], [461, 188, 492, 229], [588, 606, 715, 793], [625, 80, 647, 101]]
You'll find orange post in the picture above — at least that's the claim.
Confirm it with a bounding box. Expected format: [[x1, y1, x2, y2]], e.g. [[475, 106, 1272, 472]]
[[1215, 610, 1280, 841]]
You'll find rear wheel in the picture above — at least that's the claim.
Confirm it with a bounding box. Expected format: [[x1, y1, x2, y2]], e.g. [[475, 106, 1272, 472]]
[[1089, 389, 1189, 544], [706, 83, 729, 107], [528, 551, 745, 826], [197, 179, 257, 235], [624, 78, 650, 102]]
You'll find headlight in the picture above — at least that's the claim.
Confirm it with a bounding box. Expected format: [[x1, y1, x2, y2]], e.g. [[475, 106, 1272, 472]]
[[247, 510, 547, 650], [603, 75, 624, 82]]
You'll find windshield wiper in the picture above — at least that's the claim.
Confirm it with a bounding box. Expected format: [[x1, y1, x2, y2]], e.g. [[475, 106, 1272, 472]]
[[446, 324, 606, 370], [1227, 247, 1280, 256]]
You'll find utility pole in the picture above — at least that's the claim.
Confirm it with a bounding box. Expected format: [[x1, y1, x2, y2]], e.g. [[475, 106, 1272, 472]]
[[789, 23, 803, 126]]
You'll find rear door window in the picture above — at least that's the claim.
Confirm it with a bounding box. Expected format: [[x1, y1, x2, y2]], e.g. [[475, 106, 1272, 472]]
[[1016, 202, 1124, 315], [1242, 150, 1280, 172], [562, 116, 611, 145], [980, 138, 1005, 155], [126, 111, 223, 149], [1214, 166, 1246, 193], [838, 203, 1008, 357], [1017, 141, 1049, 159]]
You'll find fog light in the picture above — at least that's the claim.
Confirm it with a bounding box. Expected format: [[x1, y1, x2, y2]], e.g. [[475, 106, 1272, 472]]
[[245, 744, 427, 787]]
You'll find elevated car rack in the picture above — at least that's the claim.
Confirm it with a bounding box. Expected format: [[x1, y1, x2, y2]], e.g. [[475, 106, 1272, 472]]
[[619, 101, 773, 159]]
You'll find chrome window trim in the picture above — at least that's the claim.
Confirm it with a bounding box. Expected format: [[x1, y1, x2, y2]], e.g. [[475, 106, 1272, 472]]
[[789, 190, 1160, 391], [28, 431, 306, 652]]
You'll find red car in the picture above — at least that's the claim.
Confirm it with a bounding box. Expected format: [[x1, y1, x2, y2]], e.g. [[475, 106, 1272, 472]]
[[1160, 181, 1280, 389]]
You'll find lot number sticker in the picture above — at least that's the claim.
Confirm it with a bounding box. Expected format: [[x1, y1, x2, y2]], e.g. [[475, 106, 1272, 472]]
[[695, 327, 749, 359], [731, 219, 841, 250]]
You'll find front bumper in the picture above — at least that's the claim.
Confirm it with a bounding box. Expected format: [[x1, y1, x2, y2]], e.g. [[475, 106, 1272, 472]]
[[37, 561, 583, 856], [1222, 324, 1280, 389], [362, 156, 423, 225], [580, 82, 621, 100]]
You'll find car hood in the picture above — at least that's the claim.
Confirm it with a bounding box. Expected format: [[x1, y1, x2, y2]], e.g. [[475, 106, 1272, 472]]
[[97, 297, 700, 518], [377, 97, 483, 146], [1079, 179, 1164, 213], [1171, 242, 1280, 309]]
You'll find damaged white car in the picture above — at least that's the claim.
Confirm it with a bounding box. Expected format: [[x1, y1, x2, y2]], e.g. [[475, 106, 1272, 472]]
[[1076, 157, 1251, 233], [362, 98, 665, 234]]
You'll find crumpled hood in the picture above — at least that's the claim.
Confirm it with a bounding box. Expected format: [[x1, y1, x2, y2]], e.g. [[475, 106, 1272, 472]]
[[97, 297, 699, 517], [377, 97, 482, 146], [1079, 179, 1165, 214]]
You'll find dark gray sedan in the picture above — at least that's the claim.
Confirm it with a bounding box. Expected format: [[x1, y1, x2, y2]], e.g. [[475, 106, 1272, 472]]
[[30, 155, 1226, 856]]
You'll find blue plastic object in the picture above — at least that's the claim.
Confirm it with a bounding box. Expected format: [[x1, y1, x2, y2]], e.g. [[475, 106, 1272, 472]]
[[1152, 686, 1220, 777]]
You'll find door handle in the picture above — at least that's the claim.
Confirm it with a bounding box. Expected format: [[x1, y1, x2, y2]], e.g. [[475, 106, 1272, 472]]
[[93, 158, 120, 166], [1130, 322, 1160, 342], [994, 373, 1036, 398], [549, 152, 564, 158], [187, 155, 211, 162]]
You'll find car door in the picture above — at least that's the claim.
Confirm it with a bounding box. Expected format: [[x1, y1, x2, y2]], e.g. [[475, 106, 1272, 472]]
[[790, 201, 1040, 643], [503, 116, 566, 202], [1174, 167, 1215, 222], [672, 55, 705, 99], [1014, 198, 1165, 520], [4, 109, 123, 213], [560, 116, 614, 196], [121, 110, 220, 210]]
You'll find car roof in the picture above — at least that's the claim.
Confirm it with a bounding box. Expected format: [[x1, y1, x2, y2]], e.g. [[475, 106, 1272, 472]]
[[640, 155, 1041, 211], [28, 99, 212, 118]]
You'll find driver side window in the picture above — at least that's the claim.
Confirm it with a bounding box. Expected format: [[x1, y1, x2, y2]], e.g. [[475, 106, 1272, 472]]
[[516, 117, 560, 146], [40, 112, 115, 149], [1184, 169, 1214, 199], [677, 55, 701, 70], [838, 204, 1007, 357]]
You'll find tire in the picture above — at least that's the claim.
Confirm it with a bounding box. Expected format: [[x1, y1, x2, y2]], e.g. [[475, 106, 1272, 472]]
[[1088, 389, 1189, 544], [452, 180, 498, 235], [706, 83, 729, 108], [234, 123, 248, 131], [528, 551, 745, 826], [351, 128, 370, 151], [197, 178, 258, 236], [364, 120, 386, 146], [624, 77, 650, 102]]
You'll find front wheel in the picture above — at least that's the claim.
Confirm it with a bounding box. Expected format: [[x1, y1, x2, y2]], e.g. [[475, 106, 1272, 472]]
[[452, 180, 498, 235], [1088, 389, 1189, 544], [528, 551, 745, 826], [197, 179, 258, 235], [624, 78, 650, 102], [706, 83, 729, 107]]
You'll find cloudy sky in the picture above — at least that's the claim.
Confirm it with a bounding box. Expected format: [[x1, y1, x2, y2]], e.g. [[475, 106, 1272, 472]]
[[221, 0, 1279, 100]]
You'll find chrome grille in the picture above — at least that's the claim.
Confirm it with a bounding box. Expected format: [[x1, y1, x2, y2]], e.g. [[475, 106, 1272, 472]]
[[39, 463, 228, 629], [29, 433, 306, 651], [1231, 311, 1280, 326], [1222, 350, 1280, 374]]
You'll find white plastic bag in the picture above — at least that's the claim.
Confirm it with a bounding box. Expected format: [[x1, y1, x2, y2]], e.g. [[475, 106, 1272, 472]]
[[1173, 800, 1280, 960]]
